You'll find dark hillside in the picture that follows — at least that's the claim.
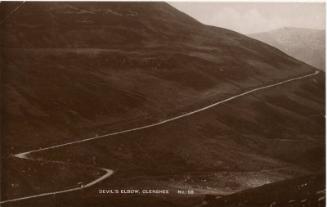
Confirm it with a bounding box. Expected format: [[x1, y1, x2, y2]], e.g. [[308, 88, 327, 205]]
[[1, 2, 324, 206], [2, 2, 316, 154]]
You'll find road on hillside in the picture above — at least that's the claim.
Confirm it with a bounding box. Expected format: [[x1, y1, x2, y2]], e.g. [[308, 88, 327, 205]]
[[0, 70, 319, 205]]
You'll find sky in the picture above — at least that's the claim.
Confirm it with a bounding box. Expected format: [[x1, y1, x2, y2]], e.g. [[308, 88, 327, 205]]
[[169, 2, 325, 34]]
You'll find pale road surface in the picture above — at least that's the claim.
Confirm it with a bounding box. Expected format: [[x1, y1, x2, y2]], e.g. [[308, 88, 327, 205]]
[[0, 70, 320, 205]]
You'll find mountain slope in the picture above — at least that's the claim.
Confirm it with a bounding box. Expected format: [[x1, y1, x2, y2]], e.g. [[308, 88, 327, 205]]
[[202, 174, 325, 207], [249, 27, 325, 70], [6, 68, 324, 207], [1, 2, 324, 206], [2, 2, 317, 154]]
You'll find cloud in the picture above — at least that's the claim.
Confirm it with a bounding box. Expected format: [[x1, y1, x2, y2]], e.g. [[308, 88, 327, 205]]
[[203, 8, 286, 34], [170, 3, 325, 34]]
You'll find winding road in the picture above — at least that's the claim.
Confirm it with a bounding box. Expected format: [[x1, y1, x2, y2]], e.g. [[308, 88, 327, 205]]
[[0, 70, 320, 205]]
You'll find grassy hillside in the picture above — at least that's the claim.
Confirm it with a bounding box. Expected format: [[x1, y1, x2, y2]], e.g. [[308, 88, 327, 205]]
[[2, 2, 316, 154], [25, 72, 324, 207], [202, 174, 325, 207], [4, 66, 324, 207], [1, 2, 324, 206]]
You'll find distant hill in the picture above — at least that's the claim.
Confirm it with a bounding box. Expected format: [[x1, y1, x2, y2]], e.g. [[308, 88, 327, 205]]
[[2, 2, 317, 154], [249, 27, 325, 70], [1, 2, 324, 206]]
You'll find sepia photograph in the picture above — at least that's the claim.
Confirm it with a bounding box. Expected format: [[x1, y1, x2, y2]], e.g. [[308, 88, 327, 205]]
[[0, 1, 325, 206]]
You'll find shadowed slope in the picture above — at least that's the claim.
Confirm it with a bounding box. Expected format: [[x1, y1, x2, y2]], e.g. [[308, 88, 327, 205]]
[[2, 2, 316, 154], [1, 2, 324, 207]]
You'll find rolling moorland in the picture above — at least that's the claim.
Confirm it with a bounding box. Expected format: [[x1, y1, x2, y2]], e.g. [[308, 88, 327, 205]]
[[1, 2, 325, 207]]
